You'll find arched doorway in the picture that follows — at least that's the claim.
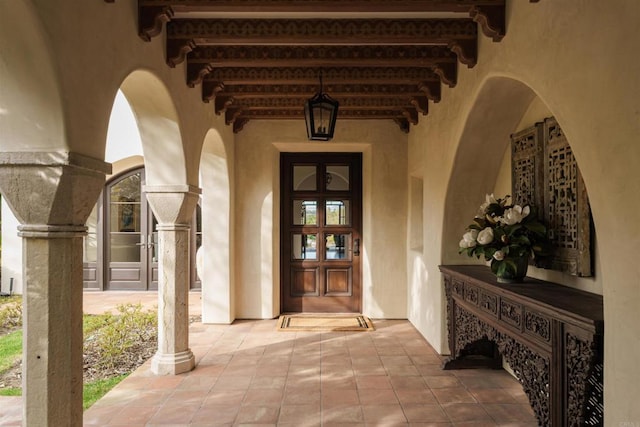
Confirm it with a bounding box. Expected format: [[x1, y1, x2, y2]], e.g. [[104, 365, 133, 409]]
[[84, 167, 201, 290]]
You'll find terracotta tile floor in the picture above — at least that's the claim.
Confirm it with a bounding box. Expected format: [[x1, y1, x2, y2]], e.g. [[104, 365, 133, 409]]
[[0, 293, 538, 426], [85, 318, 536, 426]]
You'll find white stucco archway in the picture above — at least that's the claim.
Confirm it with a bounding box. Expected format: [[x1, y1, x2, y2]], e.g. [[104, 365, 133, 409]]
[[119, 71, 188, 187]]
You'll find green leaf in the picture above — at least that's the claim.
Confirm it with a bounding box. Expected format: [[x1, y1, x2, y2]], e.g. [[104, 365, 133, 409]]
[[524, 222, 546, 234]]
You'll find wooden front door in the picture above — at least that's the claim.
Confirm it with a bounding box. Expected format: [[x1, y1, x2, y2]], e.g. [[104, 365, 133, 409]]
[[281, 153, 362, 313]]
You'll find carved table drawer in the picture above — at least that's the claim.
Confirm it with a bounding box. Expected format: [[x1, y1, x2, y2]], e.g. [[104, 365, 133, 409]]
[[499, 297, 523, 330], [524, 308, 552, 345], [479, 290, 498, 318]]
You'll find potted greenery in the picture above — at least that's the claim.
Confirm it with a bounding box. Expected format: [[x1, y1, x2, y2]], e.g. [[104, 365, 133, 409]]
[[459, 194, 551, 283]]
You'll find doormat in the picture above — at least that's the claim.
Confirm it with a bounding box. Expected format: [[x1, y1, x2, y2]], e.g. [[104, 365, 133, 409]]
[[277, 314, 374, 332]]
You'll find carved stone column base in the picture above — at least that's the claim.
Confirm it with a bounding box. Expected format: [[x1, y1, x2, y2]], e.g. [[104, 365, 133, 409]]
[[151, 349, 195, 375]]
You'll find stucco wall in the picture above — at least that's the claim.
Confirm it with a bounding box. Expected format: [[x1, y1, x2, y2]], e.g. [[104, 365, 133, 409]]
[[408, 1, 640, 423], [234, 119, 408, 319]]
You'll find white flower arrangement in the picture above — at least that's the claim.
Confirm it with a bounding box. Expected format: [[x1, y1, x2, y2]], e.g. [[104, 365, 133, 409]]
[[459, 194, 550, 279]]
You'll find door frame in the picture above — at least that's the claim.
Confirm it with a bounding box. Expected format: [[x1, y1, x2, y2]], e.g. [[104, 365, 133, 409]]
[[104, 167, 155, 291], [280, 152, 363, 313]]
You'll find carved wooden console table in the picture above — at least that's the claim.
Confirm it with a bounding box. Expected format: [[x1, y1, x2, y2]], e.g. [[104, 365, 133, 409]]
[[440, 265, 603, 426]]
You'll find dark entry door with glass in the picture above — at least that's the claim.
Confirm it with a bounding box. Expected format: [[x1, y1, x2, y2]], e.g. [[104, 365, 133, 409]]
[[106, 169, 158, 290], [281, 153, 362, 313]]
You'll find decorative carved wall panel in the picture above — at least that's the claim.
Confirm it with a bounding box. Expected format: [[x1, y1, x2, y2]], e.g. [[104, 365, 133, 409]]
[[441, 265, 604, 426], [511, 117, 593, 277], [510, 123, 544, 216], [543, 117, 593, 276]]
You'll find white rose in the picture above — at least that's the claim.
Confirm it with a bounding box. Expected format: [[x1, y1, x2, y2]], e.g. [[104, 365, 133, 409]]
[[500, 205, 530, 225], [476, 227, 494, 245], [493, 250, 505, 261], [459, 230, 478, 248]]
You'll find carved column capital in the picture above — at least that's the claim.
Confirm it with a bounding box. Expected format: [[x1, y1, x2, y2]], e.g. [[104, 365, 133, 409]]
[[0, 151, 111, 226], [143, 185, 201, 225]]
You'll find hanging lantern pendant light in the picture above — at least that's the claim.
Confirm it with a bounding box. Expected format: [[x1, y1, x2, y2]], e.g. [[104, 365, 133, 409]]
[[304, 71, 339, 141]]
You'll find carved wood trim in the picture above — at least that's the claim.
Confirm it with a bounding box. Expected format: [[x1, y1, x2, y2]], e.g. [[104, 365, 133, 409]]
[[453, 304, 551, 424], [441, 265, 604, 426]]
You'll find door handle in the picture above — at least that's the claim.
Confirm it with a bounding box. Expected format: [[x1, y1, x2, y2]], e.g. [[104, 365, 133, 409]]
[[354, 238, 360, 256], [136, 236, 156, 249]]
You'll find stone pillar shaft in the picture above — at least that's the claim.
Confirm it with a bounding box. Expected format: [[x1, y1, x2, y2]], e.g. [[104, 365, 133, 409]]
[[152, 224, 194, 374], [21, 226, 85, 426]]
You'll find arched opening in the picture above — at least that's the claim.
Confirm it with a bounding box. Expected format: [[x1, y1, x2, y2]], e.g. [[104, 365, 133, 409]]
[[84, 166, 202, 291], [199, 128, 233, 323], [441, 76, 603, 424]]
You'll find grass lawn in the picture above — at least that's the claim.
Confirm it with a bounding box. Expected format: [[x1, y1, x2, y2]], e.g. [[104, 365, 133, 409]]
[[82, 374, 129, 409], [0, 330, 22, 373], [0, 302, 153, 409]]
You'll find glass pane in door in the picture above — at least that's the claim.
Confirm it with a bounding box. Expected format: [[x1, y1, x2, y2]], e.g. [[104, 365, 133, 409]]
[[293, 165, 317, 191], [292, 234, 317, 260], [109, 172, 142, 263], [110, 234, 141, 262], [293, 200, 317, 225], [326, 165, 350, 191], [325, 200, 350, 225], [325, 233, 351, 260]]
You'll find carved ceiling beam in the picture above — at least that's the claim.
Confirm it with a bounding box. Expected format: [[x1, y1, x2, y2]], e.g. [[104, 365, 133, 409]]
[[167, 18, 475, 43], [228, 108, 418, 133], [402, 107, 419, 125], [411, 96, 429, 115], [470, 5, 505, 42], [215, 96, 235, 115], [186, 45, 457, 68], [213, 83, 432, 99], [138, 1, 507, 44], [185, 47, 456, 85], [394, 118, 411, 133], [234, 109, 410, 120], [139, 6, 175, 41], [196, 66, 441, 88], [228, 97, 417, 110], [139, 0, 503, 15], [203, 81, 441, 104], [167, 20, 476, 66]]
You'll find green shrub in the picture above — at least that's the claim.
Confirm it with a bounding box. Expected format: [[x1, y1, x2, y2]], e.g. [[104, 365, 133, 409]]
[[85, 303, 157, 370], [0, 298, 22, 330]]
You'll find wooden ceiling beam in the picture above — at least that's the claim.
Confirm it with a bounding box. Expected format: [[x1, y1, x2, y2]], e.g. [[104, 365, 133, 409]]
[[167, 19, 477, 68], [213, 83, 431, 98], [166, 18, 476, 44], [184, 45, 456, 68], [203, 80, 441, 103], [138, 1, 505, 54], [128, 0, 515, 133], [195, 66, 446, 90], [139, 0, 502, 14]]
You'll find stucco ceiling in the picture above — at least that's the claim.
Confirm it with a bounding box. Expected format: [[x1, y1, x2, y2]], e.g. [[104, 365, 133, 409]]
[[135, 0, 514, 133]]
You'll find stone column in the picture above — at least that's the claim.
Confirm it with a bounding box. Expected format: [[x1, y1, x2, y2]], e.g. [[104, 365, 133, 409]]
[[0, 152, 110, 427], [144, 185, 201, 375]]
